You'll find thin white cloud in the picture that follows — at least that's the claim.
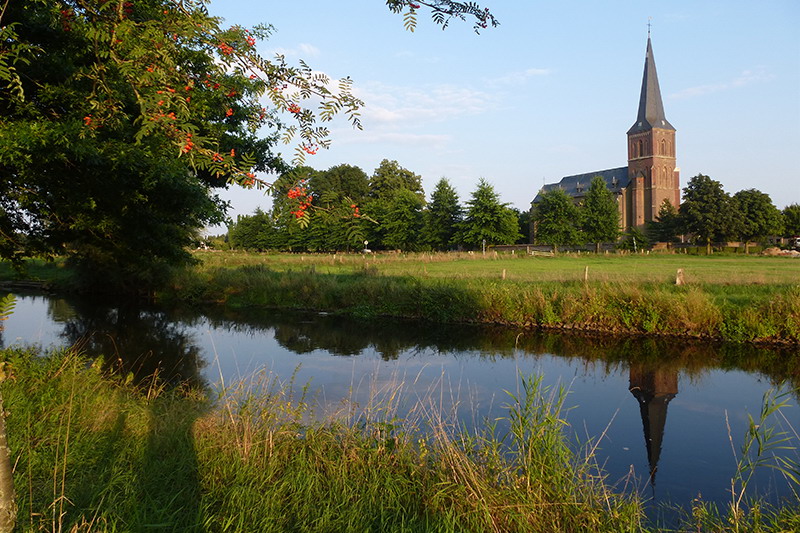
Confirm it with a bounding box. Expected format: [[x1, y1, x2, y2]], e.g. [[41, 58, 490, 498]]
[[268, 43, 321, 58], [669, 67, 773, 99], [485, 67, 551, 87], [354, 81, 498, 125], [353, 132, 451, 146]]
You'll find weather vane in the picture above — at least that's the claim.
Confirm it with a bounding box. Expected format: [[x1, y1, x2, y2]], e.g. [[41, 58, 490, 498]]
[[647, 17, 652, 37]]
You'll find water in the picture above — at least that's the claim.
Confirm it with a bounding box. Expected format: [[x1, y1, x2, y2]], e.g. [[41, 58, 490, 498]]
[[2, 291, 798, 513]]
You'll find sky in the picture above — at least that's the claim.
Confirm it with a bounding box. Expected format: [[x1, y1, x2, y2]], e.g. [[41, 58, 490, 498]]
[[206, 0, 800, 231]]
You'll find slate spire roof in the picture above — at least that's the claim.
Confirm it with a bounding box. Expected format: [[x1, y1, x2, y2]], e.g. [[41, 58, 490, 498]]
[[627, 37, 674, 134]]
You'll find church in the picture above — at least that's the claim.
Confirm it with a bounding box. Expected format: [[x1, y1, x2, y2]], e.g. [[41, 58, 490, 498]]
[[532, 36, 680, 232]]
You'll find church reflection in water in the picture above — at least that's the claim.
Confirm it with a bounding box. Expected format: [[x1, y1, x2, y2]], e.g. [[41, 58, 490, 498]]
[[629, 365, 678, 487]]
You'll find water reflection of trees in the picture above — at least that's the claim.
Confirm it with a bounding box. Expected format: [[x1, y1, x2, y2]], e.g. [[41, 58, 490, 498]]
[[52, 297, 207, 388], [30, 291, 799, 397], [172, 305, 800, 394]]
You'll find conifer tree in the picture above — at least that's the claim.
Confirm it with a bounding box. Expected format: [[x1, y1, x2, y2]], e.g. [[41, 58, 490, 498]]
[[581, 176, 620, 253], [455, 179, 520, 248], [423, 178, 462, 250]]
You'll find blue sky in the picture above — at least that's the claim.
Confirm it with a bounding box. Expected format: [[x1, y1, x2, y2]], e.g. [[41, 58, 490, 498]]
[[208, 0, 800, 228]]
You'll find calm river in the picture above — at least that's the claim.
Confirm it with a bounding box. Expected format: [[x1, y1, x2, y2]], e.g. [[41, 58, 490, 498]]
[[2, 291, 798, 515]]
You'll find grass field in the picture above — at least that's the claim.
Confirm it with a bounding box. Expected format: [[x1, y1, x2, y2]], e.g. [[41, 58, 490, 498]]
[[192, 250, 800, 286]]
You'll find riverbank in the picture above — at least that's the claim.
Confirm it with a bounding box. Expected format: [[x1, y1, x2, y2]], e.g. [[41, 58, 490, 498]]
[[2, 252, 799, 344], [3, 348, 798, 532], [164, 252, 800, 345]]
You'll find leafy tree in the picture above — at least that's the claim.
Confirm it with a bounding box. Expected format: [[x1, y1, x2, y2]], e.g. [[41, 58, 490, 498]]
[[368, 159, 424, 201], [312, 164, 371, 206], [383, 190, 425, 251], [0, 0, 495, 291], [732, 189, 784, 253], [531, 188, 582, 253], [0, 0, 354, 291], [783, 204, 800, 236], [363, 160, 424, 249], [228, 209, 278, 251], [647, 199, 681, 243], [515, 208, 531, 244], [581, 176, 619, 252], [423, 177, 462, 250], [679, 175, 740, 254], [456, 179, 520, 249]]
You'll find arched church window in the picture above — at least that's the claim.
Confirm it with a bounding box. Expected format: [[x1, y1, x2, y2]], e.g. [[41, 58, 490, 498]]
[[661, 139, 666, 155], [638, 140, 643, 158]]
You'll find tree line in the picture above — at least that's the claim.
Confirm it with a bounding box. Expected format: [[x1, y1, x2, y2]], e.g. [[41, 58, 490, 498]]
[[227, 159, 524, 252], [532, 174, 799, 253]]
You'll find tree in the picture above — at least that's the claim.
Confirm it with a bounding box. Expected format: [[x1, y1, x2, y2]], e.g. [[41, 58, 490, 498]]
[[0, 0, 495, 291], [423, 178, 462, 250], [581, 176, 619, 252], [532, 188, 582, 253], [228, 209, 278, 251], [618, 226, 649, 252], [368, 159, 424, 201], [455, 179, 520, 248], [783, 204, 800, 236], [363, 160, 424, 249], [383, 189, 425, 251], [647, 199, 681, 243], [515, 208, 532, 244], [732, 189, 783, 253], [679, 175, 740, 254]]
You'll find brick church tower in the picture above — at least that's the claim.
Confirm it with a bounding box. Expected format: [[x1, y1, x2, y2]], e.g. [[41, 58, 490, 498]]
[[626, 37, 679, 229]]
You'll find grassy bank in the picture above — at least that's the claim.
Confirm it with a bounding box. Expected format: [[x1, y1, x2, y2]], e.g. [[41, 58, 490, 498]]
[[3, 349, 798, 532], [3, 252, 799, 343], [164, 252, 800, 344]]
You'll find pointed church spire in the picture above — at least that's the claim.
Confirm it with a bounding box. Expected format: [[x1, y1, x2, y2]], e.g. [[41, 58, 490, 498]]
[[627, 37, 674, 134]]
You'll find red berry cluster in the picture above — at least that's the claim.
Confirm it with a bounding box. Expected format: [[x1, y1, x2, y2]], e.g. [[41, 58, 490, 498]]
[[351, 204, 361, 218], [217, 42, 234, 56], [301, 143, 318, 155], [122, 1, 134, 17], [287, 185, 313, 218], [181, 132, 194, 153], [288, 103, 301, 114], [60, 9, 73, 31]]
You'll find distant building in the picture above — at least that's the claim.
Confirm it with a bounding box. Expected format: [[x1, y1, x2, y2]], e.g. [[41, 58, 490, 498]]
[[532, 36, 680, 233]]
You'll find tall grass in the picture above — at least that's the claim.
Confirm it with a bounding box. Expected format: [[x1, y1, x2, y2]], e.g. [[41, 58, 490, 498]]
[[3, 349, 799, 532]]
